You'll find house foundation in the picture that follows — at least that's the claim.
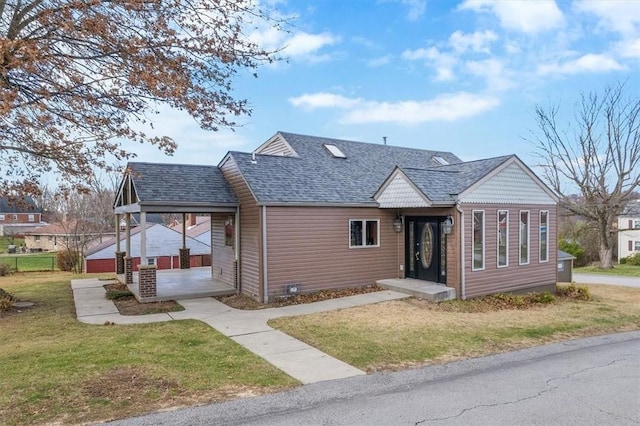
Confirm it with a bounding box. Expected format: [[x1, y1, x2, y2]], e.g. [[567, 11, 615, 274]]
[[138, 265, 157, 299]]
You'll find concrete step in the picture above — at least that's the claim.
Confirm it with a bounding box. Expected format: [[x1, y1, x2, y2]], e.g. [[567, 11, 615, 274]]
[[377, 278, 456, 302]]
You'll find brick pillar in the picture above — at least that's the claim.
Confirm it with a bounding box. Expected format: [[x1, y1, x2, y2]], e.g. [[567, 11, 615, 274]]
[[138, 265, 157, 299], [124, 257, 133, 285], [115, 251, 125, 274], [179, 247, 190, 269]]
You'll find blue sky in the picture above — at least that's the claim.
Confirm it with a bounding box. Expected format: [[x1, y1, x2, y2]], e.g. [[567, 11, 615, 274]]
[[132, 0, 640, 170]]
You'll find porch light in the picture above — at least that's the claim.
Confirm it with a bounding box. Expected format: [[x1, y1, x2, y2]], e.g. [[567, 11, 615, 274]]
[[443, 216, 454, 234], [393, 217, 403, 233]]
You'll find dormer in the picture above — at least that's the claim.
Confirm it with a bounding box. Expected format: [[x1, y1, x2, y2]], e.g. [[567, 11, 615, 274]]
[[253, 133, 299, 157]]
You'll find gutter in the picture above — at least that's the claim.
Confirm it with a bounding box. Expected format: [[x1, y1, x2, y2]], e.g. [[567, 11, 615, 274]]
[[262, 205, 268, 304], [456, 202, 466, 300]]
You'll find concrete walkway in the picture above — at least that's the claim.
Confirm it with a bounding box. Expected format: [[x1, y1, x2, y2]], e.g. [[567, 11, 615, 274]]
[[71, 278, 410, 384]]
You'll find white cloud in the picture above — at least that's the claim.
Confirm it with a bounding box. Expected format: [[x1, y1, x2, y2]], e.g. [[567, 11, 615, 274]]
[[458, 0, 565, 34], [289, 91, 500, 124], [285, 32, 340, 57], [465, 59, 514, 91], [368, 55, 392, 67], [537, 53, 625, 75], [288, 93, 361, 109], [574, 0, 640, 36], [449, 30, 498, 54], [401, 47, 457, 81], [617, 38, 640, 59], [402, 0, 426, 21]]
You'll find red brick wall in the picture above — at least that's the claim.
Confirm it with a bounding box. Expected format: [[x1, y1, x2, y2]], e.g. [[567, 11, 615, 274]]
[[86, 255, 207, 273]]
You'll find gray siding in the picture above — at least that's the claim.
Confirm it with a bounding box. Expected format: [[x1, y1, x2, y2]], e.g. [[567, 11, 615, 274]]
[[265, 207, 400, 297], [462, 204, 557, 298], [220, 156, 261, 300]]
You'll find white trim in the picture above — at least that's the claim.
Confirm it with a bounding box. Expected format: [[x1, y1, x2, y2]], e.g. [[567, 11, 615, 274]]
[[348, 218, 381, 248], [539, 210, 549, 263], [471, 210, 485, 271], [457, 204, 466, 300], [519, 210, 530, 265], [497, 209, 509, 268], [253, 132, 299, 157]]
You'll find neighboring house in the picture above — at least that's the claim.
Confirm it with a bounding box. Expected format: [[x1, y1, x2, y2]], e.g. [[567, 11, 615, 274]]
[[24, 220, 114, 252], [170, 214, 211, 245], [115, 131, 558, 302], [84, 223, 212, 273], [0, 196, 45, 236], [618, 200, 640, 261]]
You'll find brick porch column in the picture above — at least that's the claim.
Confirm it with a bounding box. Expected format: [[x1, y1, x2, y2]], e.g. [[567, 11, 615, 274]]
[[124, 257, 133, 285], [179, 247, 190, 269], [138, 265, 157, 299], [115, 251, 125, 274]]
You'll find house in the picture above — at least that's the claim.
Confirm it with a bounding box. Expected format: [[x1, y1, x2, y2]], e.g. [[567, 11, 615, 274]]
[[169, 214, 211, 245], [114, 131, 558, 302], [0, 196, 45, 236], [24, 220, 114, 252], [84, 223, 212, 273], [617, 200, 640, 262]]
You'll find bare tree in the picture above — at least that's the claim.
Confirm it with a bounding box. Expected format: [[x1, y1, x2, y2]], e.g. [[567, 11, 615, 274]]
[[1, 0, 282, 196], [531, 82, 640, 268]]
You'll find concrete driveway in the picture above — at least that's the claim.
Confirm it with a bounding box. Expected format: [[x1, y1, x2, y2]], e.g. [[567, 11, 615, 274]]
[[573, 273, 640, 288]]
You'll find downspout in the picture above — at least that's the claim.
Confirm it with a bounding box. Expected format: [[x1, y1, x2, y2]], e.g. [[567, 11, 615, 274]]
[[456, 202, 466, 300], [262, 205, 268, 304], [235, 207, 240, 295]]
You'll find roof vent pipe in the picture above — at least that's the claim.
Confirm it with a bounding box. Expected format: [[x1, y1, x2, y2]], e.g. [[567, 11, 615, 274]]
[[383, 136, 387, 145], [251, 152, 257, 164]]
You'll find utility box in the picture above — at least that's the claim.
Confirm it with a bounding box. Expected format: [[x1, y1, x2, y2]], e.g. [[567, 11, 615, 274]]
[[557, 250, 575, 282]]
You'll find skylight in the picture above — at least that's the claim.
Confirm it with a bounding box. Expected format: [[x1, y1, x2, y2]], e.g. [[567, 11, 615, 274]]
[[433, 156, 449, 165], [324, 144, 346, 158]]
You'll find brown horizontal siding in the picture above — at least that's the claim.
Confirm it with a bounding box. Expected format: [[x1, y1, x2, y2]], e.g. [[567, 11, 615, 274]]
[[463, 204, 557, 298], [266, 207, 401, 297], [220, 156, 261, 299]]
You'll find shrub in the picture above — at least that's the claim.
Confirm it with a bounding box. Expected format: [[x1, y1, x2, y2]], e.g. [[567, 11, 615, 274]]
[[0, 297, 13, 311], [105, 289, 134, 300], [624, 252, 640, 266], [559, 240, 587, 267], [530, 292, 556, 304], [556, 284, 591, 301], [0, 263, 15, 276], [57, 250, 79, 272]]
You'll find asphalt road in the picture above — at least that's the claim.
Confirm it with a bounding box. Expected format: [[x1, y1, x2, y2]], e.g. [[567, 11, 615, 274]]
[[106, 331, 640, 426]]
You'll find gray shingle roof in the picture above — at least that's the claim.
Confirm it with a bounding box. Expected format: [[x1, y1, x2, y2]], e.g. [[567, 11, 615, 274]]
[[0, 196, 39, 213], [229, 132, 464, 204], [127, 162, 237, 205]]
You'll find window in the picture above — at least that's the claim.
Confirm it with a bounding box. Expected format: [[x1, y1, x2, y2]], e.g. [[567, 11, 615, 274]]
[[147, 257, 156, 266], [28, 214, 35, 222], [433, 155, 449, 165], [349, 219, 379, 248], [324, 144, 346, 158], [635, 220, 640, 230], [497, 210, 508, 267], [35, 235, 41, 241], [12, 214, 17, 221], [472, 210, 484, 270], [48, 236, 53, 241], [0, 214, 4, 221], [519, 211, 530, 265], [635, 241, 640, 252], [539, 210, 549, 262]]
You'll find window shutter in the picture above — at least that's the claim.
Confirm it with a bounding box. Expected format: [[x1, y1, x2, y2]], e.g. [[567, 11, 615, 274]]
[[630, 220, 634, 229], [630, 241, 634, 251]]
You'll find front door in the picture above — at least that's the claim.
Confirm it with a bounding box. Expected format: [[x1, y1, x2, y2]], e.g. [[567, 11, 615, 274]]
[[405, 217, 445, 283]]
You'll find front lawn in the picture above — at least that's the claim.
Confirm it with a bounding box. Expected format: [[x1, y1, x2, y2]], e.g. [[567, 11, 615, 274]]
[[574, 264, 640, 277], [270, 285, 640, 372], [0, 272, 297, 425]]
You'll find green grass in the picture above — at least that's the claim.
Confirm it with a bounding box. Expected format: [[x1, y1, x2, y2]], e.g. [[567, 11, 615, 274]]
[[0, 272, 297, 425], [0, 253, 57, 272], [0, 237, 24, 253], [574, 264, 640, 277], [270, 285, 640, 372]]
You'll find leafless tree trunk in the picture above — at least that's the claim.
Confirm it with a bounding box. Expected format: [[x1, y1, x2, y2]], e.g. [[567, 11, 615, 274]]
[[531, 82, 640, 269]]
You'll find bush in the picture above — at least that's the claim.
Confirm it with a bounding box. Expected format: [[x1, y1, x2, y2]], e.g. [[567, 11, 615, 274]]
[[0, 297, 13, 311], [623, 252, 640, 266], [559, 240, 587, 267], [57, 250, 79, 272], [105, 289, 134, 300], [530, 292, 556, 304], [556, 284, 591, 301], [0, 263, 15, 276]]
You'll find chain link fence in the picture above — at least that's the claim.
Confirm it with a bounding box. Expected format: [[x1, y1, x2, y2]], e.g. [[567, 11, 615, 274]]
[[0, 255, 58, 272]]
